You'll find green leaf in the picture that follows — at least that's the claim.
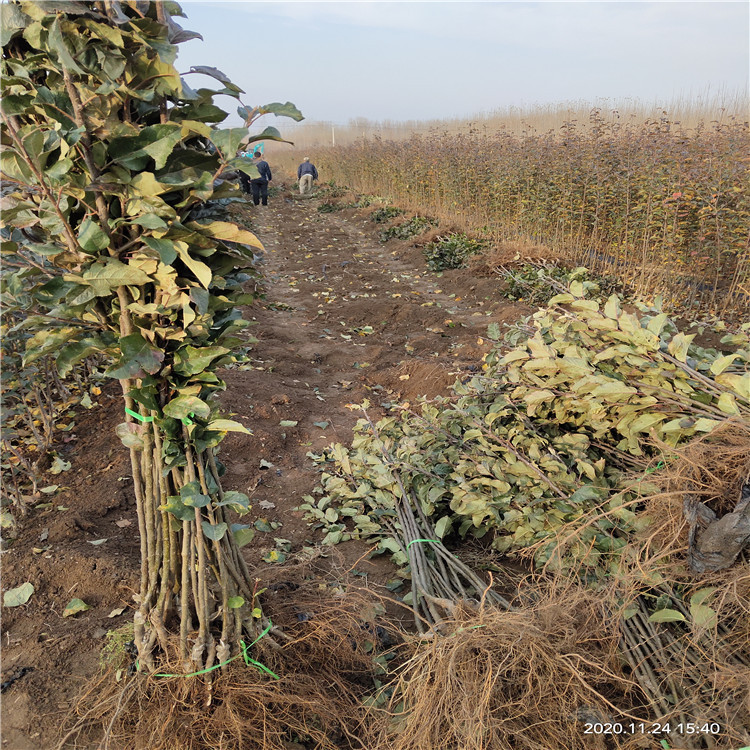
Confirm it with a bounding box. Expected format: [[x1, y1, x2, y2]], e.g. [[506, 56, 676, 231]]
[[49, 455, 71, 474], [77, 218, 110, 253], [188, 65, 232, 84], [143, 236, 177, 265], [163, 395, 210, 420], [180, 481, 210, 508], [174, 242, 213, 289], [242, 125, 294, 146], [313, 421, 329, 429], [689, 587, 717, 606], [140, 128, 184, 170], [211, 128, 250, 160], [3, 582, 34, 608], [709, 353, 737, 376], [262, 549, 287, 563], [1, 3, 30, 47], [228, 596, 245, 609], [160, 495, 195, 521], [216, 490, 250, 513], [258, 101, 304, 121], [689, 603, 717, 629], [56, 336, 109, 377], [115, 422, 145, 450], [133, 214, 168, 231], [201, 521, 227, 541], [81, 259, 152, 294], [667, 332, 694, 362], [568, 486, 604, 505], [322, 529, 343, 545], [48, 16, 84, 73], [173, 345, 230, 376], [434, 516, 452, 538], [107, 333, 164, 378], [648, 608, 686, 623], [63, 598, 90, 617], [187, 219, 263, 249], [716, 392, 740, 415], [231, 523, 255, 548], [548, 293, 575, 305]]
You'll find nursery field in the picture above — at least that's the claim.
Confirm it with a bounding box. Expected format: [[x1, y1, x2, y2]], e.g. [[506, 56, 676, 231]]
[[2, 3, 749, 750], [304, 112, 749, 317], [3, 181, 750, 749], [2, 182, 525, 747]]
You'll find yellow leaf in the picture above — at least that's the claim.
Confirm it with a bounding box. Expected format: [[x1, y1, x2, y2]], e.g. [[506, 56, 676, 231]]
[[667, 332, 695, 362], [603, 295, 621, 319], [646, 313, 669, 336], [709, 354, 737, 376], [716, 392, 740, 415]]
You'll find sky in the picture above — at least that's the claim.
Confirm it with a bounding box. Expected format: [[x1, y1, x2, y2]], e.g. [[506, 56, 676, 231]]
[[174, 1, 749, 127]]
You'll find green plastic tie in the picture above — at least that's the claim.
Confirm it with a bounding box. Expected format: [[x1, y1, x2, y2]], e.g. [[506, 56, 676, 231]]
[[181, 411, 195, 426], [455, 624, 487, 634], [125, 407, 154, 423], [151, 620, 278, 679], [406, 538, 440, 549], [659, 741, 670, 750], [154, 657, 235, 679], [644, 460, 666, 475]]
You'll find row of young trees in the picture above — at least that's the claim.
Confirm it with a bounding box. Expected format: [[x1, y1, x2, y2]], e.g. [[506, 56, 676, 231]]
[[1, 0, 300, 672], [314, 112, 749, 314]]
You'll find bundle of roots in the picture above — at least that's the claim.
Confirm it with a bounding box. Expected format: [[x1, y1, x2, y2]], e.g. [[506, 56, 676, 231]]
[[59, 586, 397, 750], [373, 586, 646, 750], [610, 421, 750, 748]]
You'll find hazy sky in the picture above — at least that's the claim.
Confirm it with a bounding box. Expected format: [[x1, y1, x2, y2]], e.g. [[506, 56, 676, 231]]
[[175, 1, 749, 126]]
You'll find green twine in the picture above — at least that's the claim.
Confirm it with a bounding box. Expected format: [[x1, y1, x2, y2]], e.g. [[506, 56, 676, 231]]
[[125, 407, 154, 423], [152, 620, 279, 679], [125, 408, 195, 426], [455, 624, 487, 634], [644, 460, 666, 475], [406, 538, 440, 549]]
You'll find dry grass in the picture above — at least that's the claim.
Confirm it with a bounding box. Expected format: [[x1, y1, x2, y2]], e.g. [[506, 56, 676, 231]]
[[466, 240, 564, 277], [270, 93, 750, 317]]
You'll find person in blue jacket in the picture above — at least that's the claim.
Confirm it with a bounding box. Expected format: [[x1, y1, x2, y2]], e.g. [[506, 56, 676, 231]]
[[250, 151, 272, 205], [297, 157, 318, 195]]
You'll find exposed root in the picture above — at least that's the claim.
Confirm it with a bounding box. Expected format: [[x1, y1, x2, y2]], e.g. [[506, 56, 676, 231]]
[[59, 586, 400, 750], [374, 586, 644, 750]]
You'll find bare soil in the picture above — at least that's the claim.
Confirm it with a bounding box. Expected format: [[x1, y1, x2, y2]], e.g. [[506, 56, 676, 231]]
[[0, 182, 529, 749]]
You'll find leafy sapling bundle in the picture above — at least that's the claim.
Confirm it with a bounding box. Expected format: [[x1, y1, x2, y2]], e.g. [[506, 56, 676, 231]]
[[1, 0, 302, 673]]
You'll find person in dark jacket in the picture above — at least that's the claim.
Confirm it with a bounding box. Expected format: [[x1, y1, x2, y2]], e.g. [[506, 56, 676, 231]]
[[251, 151, 272, 205], [237, 150, 253, 195], [297, 157, 318, 195]]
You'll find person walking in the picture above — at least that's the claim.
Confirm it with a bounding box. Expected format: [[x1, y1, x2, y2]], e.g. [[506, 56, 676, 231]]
[[250, 151, 272, 205], [297, 156, 318, 195], [237, 150, 253, 196]]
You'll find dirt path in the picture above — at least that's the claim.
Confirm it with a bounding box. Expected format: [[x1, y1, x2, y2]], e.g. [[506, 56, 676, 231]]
[[0, 183, 527, 749], [219, 186, 528, 566]]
